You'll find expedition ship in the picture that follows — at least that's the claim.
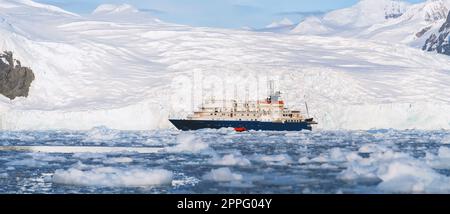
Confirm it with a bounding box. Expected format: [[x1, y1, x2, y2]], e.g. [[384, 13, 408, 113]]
[[170, 83, 317, 131]]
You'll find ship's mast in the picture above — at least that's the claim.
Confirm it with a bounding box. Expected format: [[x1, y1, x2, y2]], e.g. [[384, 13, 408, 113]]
[[304, 95, 310, 119], [268, 80, 275, 96], [245, 85, 250, 111], [233, 85, 238, 112], [268, 80, 274, 120]]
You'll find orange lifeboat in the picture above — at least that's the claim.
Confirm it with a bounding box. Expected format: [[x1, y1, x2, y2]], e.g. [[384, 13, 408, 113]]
[[234, 127, 247, 132]]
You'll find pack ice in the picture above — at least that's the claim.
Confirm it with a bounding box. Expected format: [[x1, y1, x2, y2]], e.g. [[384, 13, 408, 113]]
[[1, 0, 450, 131]]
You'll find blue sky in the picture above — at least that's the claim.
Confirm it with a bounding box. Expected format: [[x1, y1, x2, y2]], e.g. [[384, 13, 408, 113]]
[[36, 0, 425, 28]]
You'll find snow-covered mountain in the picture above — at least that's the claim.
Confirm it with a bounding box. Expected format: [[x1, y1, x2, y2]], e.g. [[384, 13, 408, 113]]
[[292, 0, 450, 48], [1, 0, 450, 131], [266, 18, 294, 28], [89, 4, 161, 23], [253, 18, 297, 33], [322, 0, 409, 27], [0, 0, 77, 16], [92, 4, 139, 15], [423, 11, 450, 54], [292, 0, 411, 34]]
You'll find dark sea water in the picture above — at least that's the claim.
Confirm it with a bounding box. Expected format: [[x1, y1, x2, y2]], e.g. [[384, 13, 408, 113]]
[[1, 127, 450, 194]]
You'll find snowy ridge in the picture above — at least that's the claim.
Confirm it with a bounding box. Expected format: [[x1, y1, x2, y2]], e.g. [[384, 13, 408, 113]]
[[255, 18, 297, 33], [0, 0, 77, 16], [292, 0, 450, 48], [422, 4, 450, 54], [362, 0, 450, 46], [1, 0, 450, 130], [266, 18, 294, 28], [321, 0, 410, 27], [89, 3, 159, 23], [92, 4, 139, 15], [292, 0, 411, 34]]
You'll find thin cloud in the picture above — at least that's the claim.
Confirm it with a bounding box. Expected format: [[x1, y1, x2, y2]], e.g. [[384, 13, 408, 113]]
[[139, 8, 167, 15], [275, 11, 326, 17], [232, 4, 262, 13]]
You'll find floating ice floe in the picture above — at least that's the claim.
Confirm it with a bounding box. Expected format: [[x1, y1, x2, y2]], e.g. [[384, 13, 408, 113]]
[[165, 133, 214, 154], [339, 145, 450, 193], [425, 146, 450, 169], [52, 166, 173, 187], [103, 157, 133, 164], [298, 157, 310, 164], [251, 154, 293, 166], [202, 167, 243, 182], [299, 147, 358, 164], [441, 135, 450, 144], [209, 153, 251, 166], [0, 173, 8, 178]]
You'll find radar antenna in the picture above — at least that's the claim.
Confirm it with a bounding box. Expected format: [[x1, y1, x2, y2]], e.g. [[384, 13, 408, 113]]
[[304, 95, 310, 118]]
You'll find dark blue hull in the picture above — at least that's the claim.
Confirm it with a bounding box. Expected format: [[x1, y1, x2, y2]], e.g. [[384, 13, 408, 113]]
[[169, 119, 313, 131]]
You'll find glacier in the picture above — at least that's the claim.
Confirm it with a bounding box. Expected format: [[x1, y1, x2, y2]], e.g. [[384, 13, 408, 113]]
[[1, 0, 450, 130]]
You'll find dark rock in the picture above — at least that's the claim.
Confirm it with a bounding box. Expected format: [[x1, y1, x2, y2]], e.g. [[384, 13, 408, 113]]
[[422, 11, 450, 56], [385, 13, 403, 20], [416, 26, 432, 38], [439, 10, 450, 32], [0, 51, 35, 100]]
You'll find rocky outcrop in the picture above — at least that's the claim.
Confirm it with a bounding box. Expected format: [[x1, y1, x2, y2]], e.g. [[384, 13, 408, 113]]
[[0, 51, 35, 100], [422, 11, 450, 55]]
